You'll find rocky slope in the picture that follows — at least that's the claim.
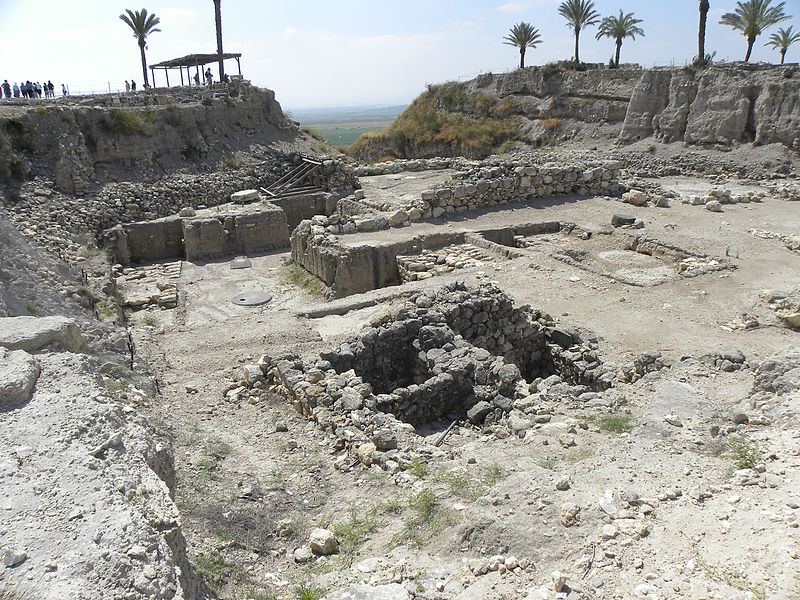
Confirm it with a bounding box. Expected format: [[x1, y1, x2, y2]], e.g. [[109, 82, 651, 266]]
[[350, 63, 800, 161], [0, 81, 312, 193]]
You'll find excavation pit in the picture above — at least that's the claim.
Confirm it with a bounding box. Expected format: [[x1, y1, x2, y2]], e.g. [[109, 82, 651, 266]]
[[268, 284, 617, 465]]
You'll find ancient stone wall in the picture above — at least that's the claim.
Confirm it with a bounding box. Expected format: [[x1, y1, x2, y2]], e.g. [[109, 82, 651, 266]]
[[311, 159, 619, 238], [104, 201, 291, 265], [260, 284, 615, 471], [182, 205, 289, 261]]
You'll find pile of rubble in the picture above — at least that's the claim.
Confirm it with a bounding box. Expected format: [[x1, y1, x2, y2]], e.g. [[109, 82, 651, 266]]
[[396, 244, 494, 282], [683, 187, 766, 212], [760, 288, 800, 329]]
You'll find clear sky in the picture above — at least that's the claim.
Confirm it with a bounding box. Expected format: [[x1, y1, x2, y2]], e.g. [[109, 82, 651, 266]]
[[0, 0, 798, 108]]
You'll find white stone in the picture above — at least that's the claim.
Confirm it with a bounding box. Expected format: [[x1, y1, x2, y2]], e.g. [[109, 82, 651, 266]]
[[309, 528, 338, 555], [0, 316, 82, 352], [230, 189, 259, 203], [0, 348, 40, 406]]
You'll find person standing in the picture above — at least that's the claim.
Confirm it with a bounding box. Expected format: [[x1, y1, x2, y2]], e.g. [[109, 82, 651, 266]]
[[61, 83, 68, 97], [193, 72, 200, 86], [12, 82, 19, 98], [2, 80, 10, 98], [47, 81, 54, 98], [125, 80, 130, 93], [205, 68, 213, 86], [131, 80, 136, 92]]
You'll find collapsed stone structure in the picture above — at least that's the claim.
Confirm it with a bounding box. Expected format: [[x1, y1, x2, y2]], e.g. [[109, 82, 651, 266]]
[[261, 283, 616, 470]]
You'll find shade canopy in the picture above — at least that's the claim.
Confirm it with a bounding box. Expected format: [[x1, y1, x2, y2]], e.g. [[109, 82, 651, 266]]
[[151, 52, 242, 69]]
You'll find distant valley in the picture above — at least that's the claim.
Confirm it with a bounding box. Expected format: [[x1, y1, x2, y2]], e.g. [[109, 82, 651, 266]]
[[287, 104, 406, 148]]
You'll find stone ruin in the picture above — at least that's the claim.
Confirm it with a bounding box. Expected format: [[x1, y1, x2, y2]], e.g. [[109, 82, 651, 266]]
[[257, 283, 618, 472]]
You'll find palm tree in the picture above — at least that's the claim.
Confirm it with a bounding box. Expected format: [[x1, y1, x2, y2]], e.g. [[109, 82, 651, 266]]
[[503, 22, 543, 69], [213, 0, 224, 80], [119, 8, 161, 88], [558, 0, 600, 63], [596, 11, 645, 68], [699, 0, 711, 63], [719, 0, 790, 62], [766, 26, 800, 63]]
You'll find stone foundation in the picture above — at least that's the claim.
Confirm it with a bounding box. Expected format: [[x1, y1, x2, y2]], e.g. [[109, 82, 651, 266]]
[[260, 283, 616, 472]]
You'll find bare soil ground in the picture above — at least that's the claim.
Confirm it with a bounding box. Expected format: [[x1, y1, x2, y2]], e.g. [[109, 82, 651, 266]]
[[128, 171, 800, 599]]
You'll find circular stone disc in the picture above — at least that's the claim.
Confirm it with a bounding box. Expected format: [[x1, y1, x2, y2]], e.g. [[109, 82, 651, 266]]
[[230, 257, 252, 270], [232, 290, 272, 306]]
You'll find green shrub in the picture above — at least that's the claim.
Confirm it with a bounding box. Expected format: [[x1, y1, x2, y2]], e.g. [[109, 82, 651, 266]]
[[194, 552, 232, 591], [349, 84, 514, 161], [101, 108, 154, 135], [294, 584, 325, 600], [409, 489, 438, 521], [594, 414, 635, 434], [725, 435, 761, 470]]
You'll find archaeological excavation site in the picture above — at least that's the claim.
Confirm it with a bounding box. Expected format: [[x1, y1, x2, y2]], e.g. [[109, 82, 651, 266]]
[[2, 55, 800, 600]]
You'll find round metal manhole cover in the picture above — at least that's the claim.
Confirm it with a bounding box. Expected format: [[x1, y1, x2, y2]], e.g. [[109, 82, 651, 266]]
[[231, 291, 272, 306], [230, 257, 252, 270]]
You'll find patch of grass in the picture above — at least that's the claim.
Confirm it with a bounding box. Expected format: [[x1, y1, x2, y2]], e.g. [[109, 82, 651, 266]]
[[482, 464, 507, 486], [196, 455, 220, 480], [496, 139, 515, 154], [539, 457, 557, 470], [218, 154, 245, 171], [294, 584, 325, 600], [394, 488, 459, 549], [24, 300, 41, 316], [409, 489, 438, 521], [332, 506, 379, 566], [103, 377, 130, 393], [432, 468, 481, 500], [280, 263, 325, 296], [431, 464, 506, 501], [594, 414, 635, 434], [725, 435, 762, 470], [101, 108, 154, 136], [140, 312, 159, 327], [646, 143, 657, 154], [205, 438, 232, 459], [301, 126, 327, 142], [195, 552, 232, 591], [95, 298, 118, 321], [205, 501, 275, 552], [349, 82, 514, 161], [406, 457, 429, 478]]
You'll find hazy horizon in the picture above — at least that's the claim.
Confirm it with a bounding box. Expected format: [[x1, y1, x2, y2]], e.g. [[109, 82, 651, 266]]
[[1, 1, 798, 106]]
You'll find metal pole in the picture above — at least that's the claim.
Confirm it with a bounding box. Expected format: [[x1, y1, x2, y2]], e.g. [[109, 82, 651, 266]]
[[180, 67, 184, 86], [166, 69, 170, 88], [236, 57, 241, 76]]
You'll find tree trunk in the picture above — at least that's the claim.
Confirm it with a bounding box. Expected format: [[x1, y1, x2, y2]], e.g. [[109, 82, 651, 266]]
[[698, 0, 709, 62], [214, 0, 224, 80], [615, 39, 622, 67], [781, 49, 786, 64], [139, 41, 149, 88], [744, 36, 755, 62], [520, 48, 525, 69], [574, 28, 581, 63]]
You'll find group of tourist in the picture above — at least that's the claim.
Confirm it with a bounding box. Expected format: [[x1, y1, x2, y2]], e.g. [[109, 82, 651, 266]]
[[1, 79, 67, 99]]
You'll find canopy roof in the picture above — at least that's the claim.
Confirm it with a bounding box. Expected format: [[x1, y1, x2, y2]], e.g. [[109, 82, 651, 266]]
[[151, 53, 242, 69]]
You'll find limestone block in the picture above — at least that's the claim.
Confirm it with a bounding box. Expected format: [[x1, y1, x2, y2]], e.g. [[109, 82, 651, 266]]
[[230, 189, 260, 203], [0, 348, 40, 406], [0, 316, 82, 352]]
